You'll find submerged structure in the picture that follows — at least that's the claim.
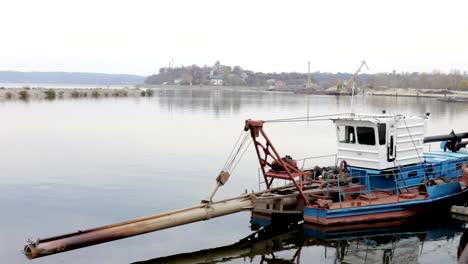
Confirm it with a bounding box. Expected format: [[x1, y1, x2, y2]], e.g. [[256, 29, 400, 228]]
[[23, 113, 468, 259]]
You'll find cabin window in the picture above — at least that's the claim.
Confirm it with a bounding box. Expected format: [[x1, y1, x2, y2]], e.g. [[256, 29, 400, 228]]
[[377, 123, 386, 145], [338, 126, 356, 144], [357, 127, 376, 145]]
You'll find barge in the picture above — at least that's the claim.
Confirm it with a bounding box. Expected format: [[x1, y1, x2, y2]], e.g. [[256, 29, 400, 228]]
[[246, 113, 468, 228]]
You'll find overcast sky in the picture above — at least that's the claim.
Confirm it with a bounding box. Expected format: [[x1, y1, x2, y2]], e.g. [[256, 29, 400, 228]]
[[1, 0, 467, 75]]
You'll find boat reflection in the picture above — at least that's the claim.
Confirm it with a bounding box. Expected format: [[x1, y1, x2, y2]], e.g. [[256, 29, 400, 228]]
[[132, 222, 308, 264], [133, 216, 467, 264]]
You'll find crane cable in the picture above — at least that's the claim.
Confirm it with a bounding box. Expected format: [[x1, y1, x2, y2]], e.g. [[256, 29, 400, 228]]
[[204, 112, 357, 202], [222, 131, 250, 173], [263, 113, 350, 123], [204, 130, 252, 203]]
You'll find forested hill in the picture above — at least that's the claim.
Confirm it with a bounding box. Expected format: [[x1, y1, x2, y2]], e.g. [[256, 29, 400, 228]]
[[0, 71, 145, 85], [145, 62, 468, 90]]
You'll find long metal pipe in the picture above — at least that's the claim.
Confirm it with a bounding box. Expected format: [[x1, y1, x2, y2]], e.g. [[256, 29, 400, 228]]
[[423, 132, 468, 143], [24, 195, 254, 259]]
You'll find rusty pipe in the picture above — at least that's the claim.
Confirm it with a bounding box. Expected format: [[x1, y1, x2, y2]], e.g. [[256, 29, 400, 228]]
[[24, 195, 254, 259]]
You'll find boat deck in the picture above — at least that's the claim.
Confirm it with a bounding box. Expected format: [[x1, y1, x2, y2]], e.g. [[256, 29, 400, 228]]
[[328, 190, 427, 210]]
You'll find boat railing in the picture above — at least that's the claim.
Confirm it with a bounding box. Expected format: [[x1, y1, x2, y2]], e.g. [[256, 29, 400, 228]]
[[297, 154, 338, 170], [329, 164, 465, 208], [256, 154, 338, 190]]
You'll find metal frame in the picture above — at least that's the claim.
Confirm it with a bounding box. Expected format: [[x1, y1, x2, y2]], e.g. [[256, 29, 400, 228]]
[[245, 119, 311, 206]]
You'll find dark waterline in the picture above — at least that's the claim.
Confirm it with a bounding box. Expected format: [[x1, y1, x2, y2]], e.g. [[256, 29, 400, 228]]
[[0, 88, 467, 263]]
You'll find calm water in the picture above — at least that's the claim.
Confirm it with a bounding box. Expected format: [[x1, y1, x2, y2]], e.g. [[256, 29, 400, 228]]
[[1, 88, 467, 264]]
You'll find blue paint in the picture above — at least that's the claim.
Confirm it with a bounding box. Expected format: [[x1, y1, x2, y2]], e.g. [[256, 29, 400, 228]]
[[304, 149, 468, 223], [428, 182, 462, 198], [251, 215, 271, 227]]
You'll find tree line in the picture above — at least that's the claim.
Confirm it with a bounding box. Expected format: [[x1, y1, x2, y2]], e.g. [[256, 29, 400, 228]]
[[144, 63, 468, 90]]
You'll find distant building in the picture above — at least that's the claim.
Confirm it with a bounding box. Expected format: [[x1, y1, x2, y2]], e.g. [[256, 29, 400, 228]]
[[210, 75, 224, 86], [275, 80, 286, 87]]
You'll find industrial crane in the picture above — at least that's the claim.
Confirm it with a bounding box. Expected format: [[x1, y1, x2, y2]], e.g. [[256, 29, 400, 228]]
[[346, 60, 369, 91]]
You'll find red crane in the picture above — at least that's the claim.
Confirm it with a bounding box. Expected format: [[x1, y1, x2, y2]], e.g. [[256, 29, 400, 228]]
[[244, 119, 311, 206]]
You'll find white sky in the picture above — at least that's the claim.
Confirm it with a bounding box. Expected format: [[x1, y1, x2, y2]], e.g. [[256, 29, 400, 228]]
[[1, 0, 467, 75]]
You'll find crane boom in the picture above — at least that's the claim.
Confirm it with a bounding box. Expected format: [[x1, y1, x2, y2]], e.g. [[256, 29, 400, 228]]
[[347, 60, 369, 88]]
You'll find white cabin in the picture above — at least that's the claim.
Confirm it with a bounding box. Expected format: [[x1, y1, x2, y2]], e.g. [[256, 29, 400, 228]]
[[333, 114, 426, 170]]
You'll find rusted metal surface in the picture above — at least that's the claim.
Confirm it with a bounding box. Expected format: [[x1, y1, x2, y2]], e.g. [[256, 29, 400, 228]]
[[244, 119, 311, 206], [463, 164, 468, 184], [24, 195, 254, 259]]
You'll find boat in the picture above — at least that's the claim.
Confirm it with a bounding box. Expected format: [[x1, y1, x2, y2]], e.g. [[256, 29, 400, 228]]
[[23, 112, 468, 259], [245, 113, 468, 228]]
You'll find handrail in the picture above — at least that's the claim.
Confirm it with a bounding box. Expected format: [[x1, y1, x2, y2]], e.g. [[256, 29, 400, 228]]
[[328, 164, 465, 207], [297, 154, 338, 169]]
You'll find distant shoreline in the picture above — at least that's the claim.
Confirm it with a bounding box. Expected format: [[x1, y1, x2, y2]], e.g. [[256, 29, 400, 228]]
[[2, 85, 468, 102], [0, 87, 153, 100]]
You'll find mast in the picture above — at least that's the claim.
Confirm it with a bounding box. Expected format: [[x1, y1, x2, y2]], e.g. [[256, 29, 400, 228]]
[[307, 60, 312, 88]]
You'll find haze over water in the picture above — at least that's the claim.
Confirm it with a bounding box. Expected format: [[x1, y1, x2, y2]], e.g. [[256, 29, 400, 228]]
[[0, 88, 467, 263]]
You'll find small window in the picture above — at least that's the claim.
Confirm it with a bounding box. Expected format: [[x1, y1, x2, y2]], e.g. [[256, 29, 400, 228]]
[[357, 127, 376, 145], [338, 126, 356, 144], [377, 123, 386, 145]]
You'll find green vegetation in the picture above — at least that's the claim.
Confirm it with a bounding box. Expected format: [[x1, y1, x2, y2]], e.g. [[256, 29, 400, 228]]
[[140, 90, 146, 96], [19, 90, 30, 100], [460, 80, 468, 90], [91, 90, 100, 98], [146, 89, 154, 96], [44, 89, 56, 100]]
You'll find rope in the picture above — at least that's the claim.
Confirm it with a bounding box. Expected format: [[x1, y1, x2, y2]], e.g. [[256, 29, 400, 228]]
[[223, 132, 250, 172], [230, 138, 252, 174], [223, 130, 245, 169]]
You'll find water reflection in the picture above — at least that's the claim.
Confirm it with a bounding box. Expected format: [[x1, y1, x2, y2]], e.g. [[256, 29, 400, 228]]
[[153, 88, 468, 124], [133, 217, 467, 264], [2, 88, 468, 263]]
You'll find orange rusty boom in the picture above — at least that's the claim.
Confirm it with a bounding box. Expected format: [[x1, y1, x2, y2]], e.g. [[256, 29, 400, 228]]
[[24, 195, 254, 259]]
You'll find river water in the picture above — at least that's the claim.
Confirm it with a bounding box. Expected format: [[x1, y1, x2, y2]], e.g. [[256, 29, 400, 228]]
[[0, 88, 467, 263]]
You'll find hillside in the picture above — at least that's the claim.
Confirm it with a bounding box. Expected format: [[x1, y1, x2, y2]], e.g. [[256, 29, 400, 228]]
[[0, 71, 145, 85], [145, 62, 468, 90]]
